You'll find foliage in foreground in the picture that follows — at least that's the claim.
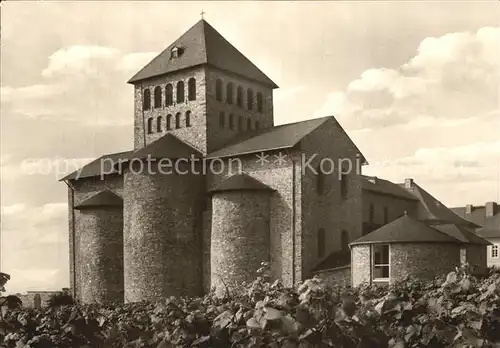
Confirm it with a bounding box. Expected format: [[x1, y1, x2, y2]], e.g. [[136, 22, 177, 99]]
[[0, 266, 499, 348]]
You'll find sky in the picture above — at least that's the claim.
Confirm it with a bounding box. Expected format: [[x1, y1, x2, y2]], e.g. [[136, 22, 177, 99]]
[[1, 1, 499, 294]]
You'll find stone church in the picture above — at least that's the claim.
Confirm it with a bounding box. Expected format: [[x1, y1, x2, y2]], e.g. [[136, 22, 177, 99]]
[[61, 19, 367, 304]]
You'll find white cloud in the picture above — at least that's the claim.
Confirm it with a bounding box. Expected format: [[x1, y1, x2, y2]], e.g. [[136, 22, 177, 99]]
[[317, 26, 500, 130], [1, 203, 27, 216]]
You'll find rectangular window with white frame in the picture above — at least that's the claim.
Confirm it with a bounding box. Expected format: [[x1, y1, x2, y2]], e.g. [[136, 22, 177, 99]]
[[372, 244, 390, 282], [492, 245, 499, 258]]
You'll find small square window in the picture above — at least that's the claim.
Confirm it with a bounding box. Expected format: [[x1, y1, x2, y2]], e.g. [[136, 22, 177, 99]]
[[492, 245, 499, 258]]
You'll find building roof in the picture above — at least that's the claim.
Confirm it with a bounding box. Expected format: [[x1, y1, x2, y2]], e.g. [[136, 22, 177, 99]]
[[402, 182, 479, 228], [207, 116, 368, 163], [132, 133, 202, 160], [450, 205, 488, 227], [361, 176, 418, 201], [128, 19, 278, 88], [430, 223, 491, 245], [209, 173, 274, 193], [311, 250, 351, 272], [74, 190, 123, 209], [477, 213, 500, 238], [59, 151, 133, 181], [350, 214, 465, 246]]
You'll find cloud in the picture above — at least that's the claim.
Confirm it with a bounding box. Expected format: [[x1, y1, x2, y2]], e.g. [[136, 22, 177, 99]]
[[1, 202, 69, 293], [316, 26, 500, 130]]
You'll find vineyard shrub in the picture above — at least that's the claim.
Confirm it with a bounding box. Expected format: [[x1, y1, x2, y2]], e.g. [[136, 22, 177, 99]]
[[0, 265, 499, 348]]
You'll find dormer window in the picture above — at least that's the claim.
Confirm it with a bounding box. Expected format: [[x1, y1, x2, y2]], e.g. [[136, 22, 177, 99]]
[[171, 46, 182, 58]]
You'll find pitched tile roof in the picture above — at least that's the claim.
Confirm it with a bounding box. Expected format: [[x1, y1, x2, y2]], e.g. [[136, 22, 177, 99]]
[[401, 183, 479, 228], [74, 190, 123, 209], [207, 116, 368, 163], [128, 19, 278, 88], [132, 133, 202, 160], [430, 223, 491, 245], [59, 151, 133, 181], [209, 173, 274, 193], [350, 214, 463, 245], [311, 250, 351, 272], [361, 176, 418, 201], [477, 213, 500, 238], [450, 205, 488, 226]]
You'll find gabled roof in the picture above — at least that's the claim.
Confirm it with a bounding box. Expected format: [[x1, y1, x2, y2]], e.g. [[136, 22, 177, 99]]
[[207, 116, 367, 163], [430, 223, 491, 245], [350, 214, 463, 245], [361, 176, 418, 201], [450, 205, 487, 227], [402, 183, 479, 228], [59, 151, 133, 181], [132, 133, 202, 160], [477, 213, 500, 239], [74, 190, 123, 209], [209, 173, 274, 193], [128, 19, 278, 88]]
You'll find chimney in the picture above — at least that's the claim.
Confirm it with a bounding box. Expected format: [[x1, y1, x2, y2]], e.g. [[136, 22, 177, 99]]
[[485, 202, 498, 217], [404, 178, 414, 189], [465, 204, 473, 214]]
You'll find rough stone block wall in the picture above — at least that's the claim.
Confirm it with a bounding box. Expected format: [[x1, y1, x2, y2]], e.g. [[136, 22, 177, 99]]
[[352, 245, 371, 286], [299, 118, 363, 279], [133, 66, 207, 153], [70, 174, 124, 301], [202, 210, 212, 293], [17, 291, 62, 308], [390, 243, 461, 282], [123, 160, 205, 302], [75, 207, 124, 304], [205, 151, 301, 287], [210, 191, 271, 295], [205, 67, 274, 153], [466, 244, 488, 275], [314, 267, 351, 287], [362, 191, 418, 227]]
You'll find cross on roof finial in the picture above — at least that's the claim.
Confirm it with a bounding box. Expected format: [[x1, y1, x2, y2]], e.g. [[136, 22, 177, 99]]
[[200, 10, 205, 19]]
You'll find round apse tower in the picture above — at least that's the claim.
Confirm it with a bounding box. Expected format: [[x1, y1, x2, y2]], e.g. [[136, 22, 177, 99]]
[[122, 135, 205, 303], [209, 173, 274, 295], [74, 190, 124, 304]]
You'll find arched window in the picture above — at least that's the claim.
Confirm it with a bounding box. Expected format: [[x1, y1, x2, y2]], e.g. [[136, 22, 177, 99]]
[[341, 230, 349, 250], [255, 121, 260, 130], [156, 116, 163, 132], [237, 86, 243, 107], [219, 112, 225, 128], [188, 78, 196, 101], [318, 228, 326, 258], [185, 111, 191, 127], [175, 112, 181, 129], [247, 89, 254, 110], [165, 84, 173, 106], [247, 118, 252, 131], [215, 79, 223, 101], [143, 89, 151, 110], [226, 82, 234, 104], [176, 81, 185, 103], [166, 114, 172, 130], [147, 118, 153, 134], [229, 114, 234, 130], [257, 92, 263, 112], [238, 116, 243, 131], [154, 86, 162, 108]]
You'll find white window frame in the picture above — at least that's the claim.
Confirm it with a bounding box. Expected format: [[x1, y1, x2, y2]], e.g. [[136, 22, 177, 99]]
[[492, 245, 499, 259], [372, 244, 390, 283]]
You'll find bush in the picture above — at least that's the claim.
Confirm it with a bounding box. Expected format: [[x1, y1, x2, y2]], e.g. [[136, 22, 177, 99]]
[[47, 293, 75, 307], [0, 265, 499, 347]]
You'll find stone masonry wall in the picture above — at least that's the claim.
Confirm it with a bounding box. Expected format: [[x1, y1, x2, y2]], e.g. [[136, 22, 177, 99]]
[[133, 66, 207, 153], [352, 245, 371, 287], [299, 118, 363, 279], [314, 267, 351, 287], [205, 150, 302, 287], [211, 191, 271, 295], [205, 67, 274, 153], [70, 174, 124, 301], [76, 207, 124, 304], [123, 160, 205, 302], [362, 190, 418, 229]]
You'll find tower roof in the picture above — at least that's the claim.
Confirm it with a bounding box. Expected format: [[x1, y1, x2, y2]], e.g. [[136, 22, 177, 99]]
[[128, 19, 278, 88]]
